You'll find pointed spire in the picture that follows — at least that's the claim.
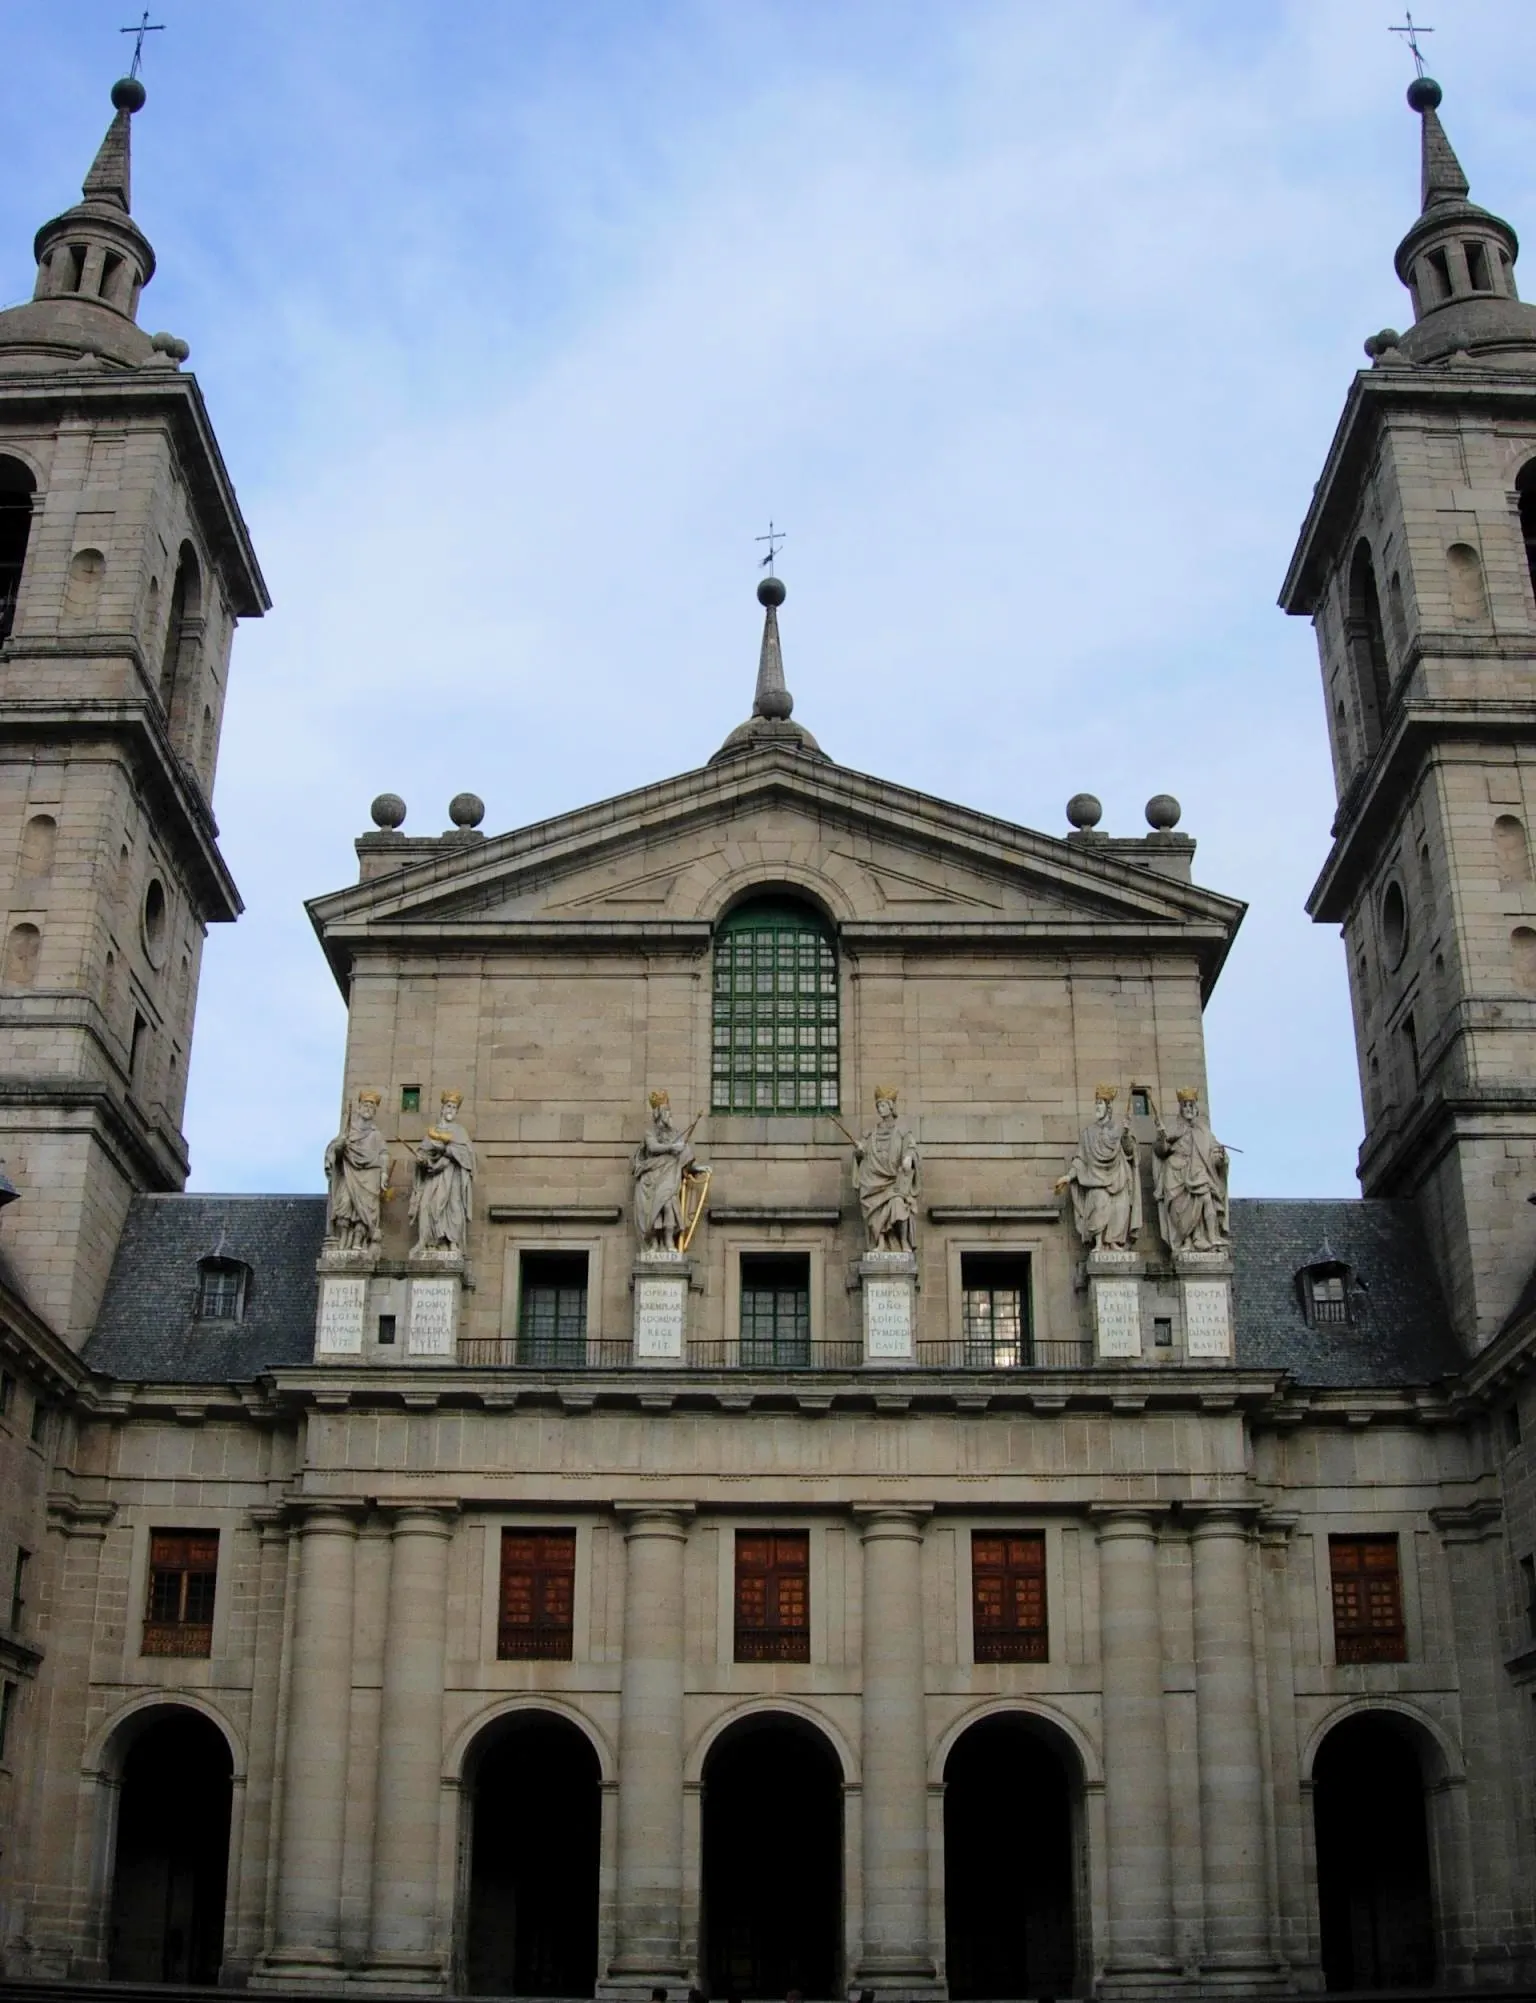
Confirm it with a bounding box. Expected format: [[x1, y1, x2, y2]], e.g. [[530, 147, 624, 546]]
[[81, 78, 145, 214], [1409, 77, 1469, 210], [752, 575, 793, 721]]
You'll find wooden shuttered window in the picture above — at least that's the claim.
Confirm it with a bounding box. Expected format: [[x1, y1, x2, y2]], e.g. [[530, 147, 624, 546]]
[[498, 1530, 576, 1660], [734, 1531, 810, 1662], [143, 1531, 218, 1657], [972, 1531, 1048, 1662], [1329, 1534, 1408, 1664]]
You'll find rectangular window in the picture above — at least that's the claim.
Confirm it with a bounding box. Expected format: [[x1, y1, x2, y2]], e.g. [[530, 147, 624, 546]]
[[972, 1532, 1049, 1662], [498, 1529, 576, 1660], [1329, 1534, 1408, 1664], [401, 1084, 421, 1113], [517, 1252, 589, 1366], [142, 1531, 218, 1658], [8, 1548, 27, 1632], [0, 1371, 13, 1417], [29, 1397, 48, 1444], [1521, 1554, 1536, 1642], [377, 1312, 397, 1345], [739, 1254, 810, 1367], [1153, 1316, 1173, 1348], [198, 1262, 244, 1321], [734, 1531, 810, 1662], [711, 908, 838, 1115], [960, 1253, 1031, 1368], [0, 1680, 14, 1763], [1310, 1274, 1350, 1325], [1507, 1403, 1523, 1455]]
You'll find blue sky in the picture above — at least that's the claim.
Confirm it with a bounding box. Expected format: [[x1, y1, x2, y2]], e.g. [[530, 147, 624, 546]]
[[5, 1, 1536, 1197]]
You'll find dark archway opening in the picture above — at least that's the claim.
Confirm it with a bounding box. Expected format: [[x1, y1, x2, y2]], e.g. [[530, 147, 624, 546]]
[[107, 1709, 233, 1984], [465, 1711, 601, 1997], [702, 1714, 842, 1999], [0, 456, 37, 645], [1314, 1713, 1435, 1992], [944, 1713, 1078, 2000]]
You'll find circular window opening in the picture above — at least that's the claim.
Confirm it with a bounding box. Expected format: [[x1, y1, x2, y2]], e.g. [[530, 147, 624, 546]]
[[1381, 879, 1408, 968], [142, 878, 167, 965]]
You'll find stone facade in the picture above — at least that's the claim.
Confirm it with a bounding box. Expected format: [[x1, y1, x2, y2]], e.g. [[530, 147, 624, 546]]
[[0, 63, 1533, 2003]]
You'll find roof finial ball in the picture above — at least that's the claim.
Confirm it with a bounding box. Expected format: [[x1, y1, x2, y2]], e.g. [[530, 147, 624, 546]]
[[1145, 793, 1182, 832], [758, 575, 786, 609], [370, 792, 407, 832], [111, 75, 147, 114], [1066, 792, 1102, 832], [1406, 74, 1442, 114], [449, 792, 486, 831]]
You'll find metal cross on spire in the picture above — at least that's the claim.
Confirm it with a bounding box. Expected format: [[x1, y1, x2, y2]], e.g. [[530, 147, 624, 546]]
[[755, 520, 787, 576], [119, 10, 166, 80], [1389, 11, 1435, 78]]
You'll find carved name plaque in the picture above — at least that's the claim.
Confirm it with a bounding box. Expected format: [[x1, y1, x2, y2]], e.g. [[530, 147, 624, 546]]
[[316, 1276, 366, 1357], [1093, 1278, 1142, 1360], [635, 1274, 687, 1361], [1183, 1279, 1232, 1360], [864, 1277, 914, 1361], [408, 1277, 457, 1357]]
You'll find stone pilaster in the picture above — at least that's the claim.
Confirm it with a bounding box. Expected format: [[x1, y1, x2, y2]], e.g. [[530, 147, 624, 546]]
[[1189, 1509, 1279, 1988], [261, 1501, 364, 1981], [1094, 1506, 1178, 1991], [855, 1505, 939, 1993], [364, 1501, 458, 1985], [604, 1503, 693, 1993]]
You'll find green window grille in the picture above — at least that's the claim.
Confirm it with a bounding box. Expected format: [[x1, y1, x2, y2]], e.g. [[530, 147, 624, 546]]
[[711, 898, 838, 1115], [517, 1252, 589, 1366], [740, 1253, 811, 1367], [960, 1252, 1032, 1368]]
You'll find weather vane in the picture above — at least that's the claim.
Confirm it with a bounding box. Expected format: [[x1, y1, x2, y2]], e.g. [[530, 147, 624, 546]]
[[120, 11, 166, 80], [755, 520, 787, 576], [1389, 12, 1434, 79]]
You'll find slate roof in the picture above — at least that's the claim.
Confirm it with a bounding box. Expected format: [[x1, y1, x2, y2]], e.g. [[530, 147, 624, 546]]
[[83, 1189, 1466, 1391], [1230, 1197, 1463, 1387], [84, 1194, 326, 1384]]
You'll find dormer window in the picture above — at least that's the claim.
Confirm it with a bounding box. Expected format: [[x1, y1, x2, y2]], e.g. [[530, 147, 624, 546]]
[[1297, 1259, 1360, 1329], [197, 1257, 249, 1322]]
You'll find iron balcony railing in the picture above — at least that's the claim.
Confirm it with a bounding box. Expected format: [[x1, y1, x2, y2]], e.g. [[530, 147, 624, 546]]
[[455, 1334, 1094, 1372]]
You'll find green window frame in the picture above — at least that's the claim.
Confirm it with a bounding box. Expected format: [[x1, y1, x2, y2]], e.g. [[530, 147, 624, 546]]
[[517, 1252, 589, 1366], [739, 1253, 811, 1367], [711, 897, 838, 1115]]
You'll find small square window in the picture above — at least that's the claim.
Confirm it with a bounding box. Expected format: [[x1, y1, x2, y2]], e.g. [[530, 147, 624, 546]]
[[1153, 1316, 1173, 1348], [972, 1532, 1048, 1662], [401, 1084, 421, 1113], [1130, 1089, 1150, 1117], [498, 1529, 576, 1660], [518, 1252, 589, 1366], [143, 1530, 218, 1658], [377, 1313, 397, 1346], [734, 1531, 810, 1662], [197, 1260, 246, 1322]]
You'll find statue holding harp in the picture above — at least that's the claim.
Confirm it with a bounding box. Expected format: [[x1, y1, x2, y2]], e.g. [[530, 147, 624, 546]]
[[632, 1091, 710, 1256]]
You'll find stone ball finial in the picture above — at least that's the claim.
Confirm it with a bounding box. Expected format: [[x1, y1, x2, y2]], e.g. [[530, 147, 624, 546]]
[[449, 791, 485, 830], [757, 575, 786, 608], [111, 76, 147, 114], [1406, 75, 1443, 114], [1363, 329, 1402, 361], [1066, 792, 1102, 832], [1145, 793, 1182, 832], [151, 332, 190, 362], [370, 792, 407, 830]]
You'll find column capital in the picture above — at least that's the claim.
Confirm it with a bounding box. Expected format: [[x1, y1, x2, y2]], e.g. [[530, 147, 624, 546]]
[[1184, 1502, 1263, 1539], [283, 1496, 369, 1535], [375, 1497, 461, 1536], [1089, 1502, 1165, 1538], [852, 1503, 932, 1540], [613, 1501, 695, 1538]]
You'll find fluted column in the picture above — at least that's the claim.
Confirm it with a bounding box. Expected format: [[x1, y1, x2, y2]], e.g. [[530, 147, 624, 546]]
[[1095, 1507, 1176, 1982], [1190, 1509, 1275, 1979], [266, 1502, 363, 1974], [365, 1502, 459, 1981], [855, 1505, 937, 1988], [608, 1504, 692, 1989]]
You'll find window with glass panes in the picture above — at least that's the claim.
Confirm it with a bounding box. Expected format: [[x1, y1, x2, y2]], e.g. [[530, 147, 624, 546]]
[[734, 1531, 810, 1661], [739, 1253, 811, 1366], [517, 1252, 589, 1365], [143, 1531, 218, 1657], [197, 1258, 245, 1321], [712, 899, 838, 1114], [498, 1530, 576, 1659], [972, 1532, 1048, 1661], [960, 1252, 1032, 1367], [1329, 1534, 1407, 1663]]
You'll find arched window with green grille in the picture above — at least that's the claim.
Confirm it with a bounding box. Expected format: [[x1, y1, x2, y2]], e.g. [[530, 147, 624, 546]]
[[711, 897, 839, 1114]]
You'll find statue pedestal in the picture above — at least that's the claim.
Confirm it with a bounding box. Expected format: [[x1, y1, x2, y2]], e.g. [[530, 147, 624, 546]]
[[633, 1252, 691, 1366], [858, 1252, 918, 1366], [1086, 1251, 1145, 1363], [312, 1250, 466, 1363], [1174, 1250, 1234, 1361]]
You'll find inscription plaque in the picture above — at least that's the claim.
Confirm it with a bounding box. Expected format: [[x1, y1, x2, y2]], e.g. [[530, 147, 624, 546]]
[[635, 1274, 687, 1361], [1183, 1279, 1232, 1360], [316, 1276, 365, 1357], [864, 1277, 914, 1361], [1093, 1278, 1142, 1360], [408, 1277, 457, 1356]]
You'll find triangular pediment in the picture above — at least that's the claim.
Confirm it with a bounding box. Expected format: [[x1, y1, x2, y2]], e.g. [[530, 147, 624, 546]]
[[307, 748, 1244, 994]]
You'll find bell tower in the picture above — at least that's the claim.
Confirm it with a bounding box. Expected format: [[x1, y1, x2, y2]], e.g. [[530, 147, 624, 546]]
[[1282, 74, 1536, 1351], [0, 77, 267, 1342]]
